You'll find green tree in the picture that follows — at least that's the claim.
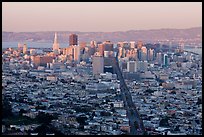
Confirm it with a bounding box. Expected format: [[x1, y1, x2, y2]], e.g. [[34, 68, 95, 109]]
[[19, 109, 27, 116], [2, 98, 13, 118], [35, 112, 57, 124], [159, 117, 169, 127], [76, 115, 88, 125]]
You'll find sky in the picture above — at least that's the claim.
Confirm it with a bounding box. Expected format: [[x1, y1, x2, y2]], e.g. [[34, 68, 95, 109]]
[[2, 2, 202, 32]]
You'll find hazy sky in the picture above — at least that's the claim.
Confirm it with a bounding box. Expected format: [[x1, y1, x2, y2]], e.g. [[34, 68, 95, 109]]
[[2, 2, 202, 32]]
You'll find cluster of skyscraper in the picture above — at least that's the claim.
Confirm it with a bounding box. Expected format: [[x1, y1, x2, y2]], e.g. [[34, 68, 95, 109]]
[[18, 43, 28, 54], [51, 32, 114, 75], [52, 33, 80, 62], [93, 41, 171, 76], [50, 33, 171, 76]]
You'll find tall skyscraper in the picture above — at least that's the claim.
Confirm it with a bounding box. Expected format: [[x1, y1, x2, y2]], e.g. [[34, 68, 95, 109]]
[[23, 44, 27, 54], [103, 41, 113, 51], [137, 49, 142, 61], [141, 46, 147, 61], [73, 45, 80, 62], [92, 54, 104, 75], [17, 43, 23, 52], [52, 32, 60, 54], [163, 54, 169, 67], [156, 52, 162, 65], [98, 44, 105, 56], [147, 48, 154, 61], [118, 47, 123, 58], [69, 34, 78, 46], [103, 40, 114, 57]]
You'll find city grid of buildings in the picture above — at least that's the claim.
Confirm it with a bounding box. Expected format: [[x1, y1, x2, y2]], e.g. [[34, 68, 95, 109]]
[[2, 33, 202, 135]]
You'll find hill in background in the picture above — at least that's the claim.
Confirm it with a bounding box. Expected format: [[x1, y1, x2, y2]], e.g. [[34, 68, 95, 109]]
[[2, 27, 201, 46]]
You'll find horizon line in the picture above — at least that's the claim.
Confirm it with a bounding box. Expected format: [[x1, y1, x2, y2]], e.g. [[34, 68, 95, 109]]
[[2, 26, 202, 33]]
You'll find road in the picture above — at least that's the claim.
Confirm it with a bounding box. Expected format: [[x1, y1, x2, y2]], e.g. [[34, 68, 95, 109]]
[[112, 57, 145, 135]]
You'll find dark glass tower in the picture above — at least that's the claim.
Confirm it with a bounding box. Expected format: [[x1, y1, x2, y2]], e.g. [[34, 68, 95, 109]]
[[69, 34, 78, 46]]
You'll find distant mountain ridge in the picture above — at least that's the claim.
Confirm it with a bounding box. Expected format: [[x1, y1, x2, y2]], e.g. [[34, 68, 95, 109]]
[[2, 27, 202, 44]]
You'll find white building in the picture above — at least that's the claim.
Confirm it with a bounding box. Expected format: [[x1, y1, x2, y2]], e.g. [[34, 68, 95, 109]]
[[92, 55, 104, 75], [52, 32, 60, 54], [73, 45, 80, 62], [46, 75, 57, 82], [127, 61, 137, 72], [23, 44, 27, 54]]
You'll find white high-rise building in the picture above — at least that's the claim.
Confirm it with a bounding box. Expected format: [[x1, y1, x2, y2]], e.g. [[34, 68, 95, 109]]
[[148, 48, 154, 61], [73, 45, 80, 62], [23, 44, 27, 54], [127, 61, 137, 72], [52, 32, 60, 54], [156, 52, 162, 64], [92, 54, 104, 75], [118, 47, 123, 58]]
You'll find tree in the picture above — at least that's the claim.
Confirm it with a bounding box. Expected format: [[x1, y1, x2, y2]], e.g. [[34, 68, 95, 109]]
[[195, 119, 200, 124], [196, 97, 202, 105], [174, 125, 180, 131], [159, 117, 169, 127], [111, 108, 116, 113], [2, 98, 13, 118], [145, 89, 154, 94], [19, 109, 27, 116], [143, 130, 148, 135], [33, 123, 64, 135], [76, 115, 88, 125], [35, 112, 56, 124], [35, 105, 46, 110], [100, 111, 111, 117]]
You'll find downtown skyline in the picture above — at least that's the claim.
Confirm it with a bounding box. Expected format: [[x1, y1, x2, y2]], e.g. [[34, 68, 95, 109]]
[[2, 2, 202, 32], [2, 31, 202, 135], [2, 1, 202, 136]]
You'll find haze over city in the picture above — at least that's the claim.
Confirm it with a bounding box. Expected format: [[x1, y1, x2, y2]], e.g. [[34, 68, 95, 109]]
[[2, 2, 202, 32]]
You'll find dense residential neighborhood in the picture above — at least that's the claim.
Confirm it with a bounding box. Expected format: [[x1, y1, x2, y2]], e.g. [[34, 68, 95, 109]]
[[2, 35, 202, 135]]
